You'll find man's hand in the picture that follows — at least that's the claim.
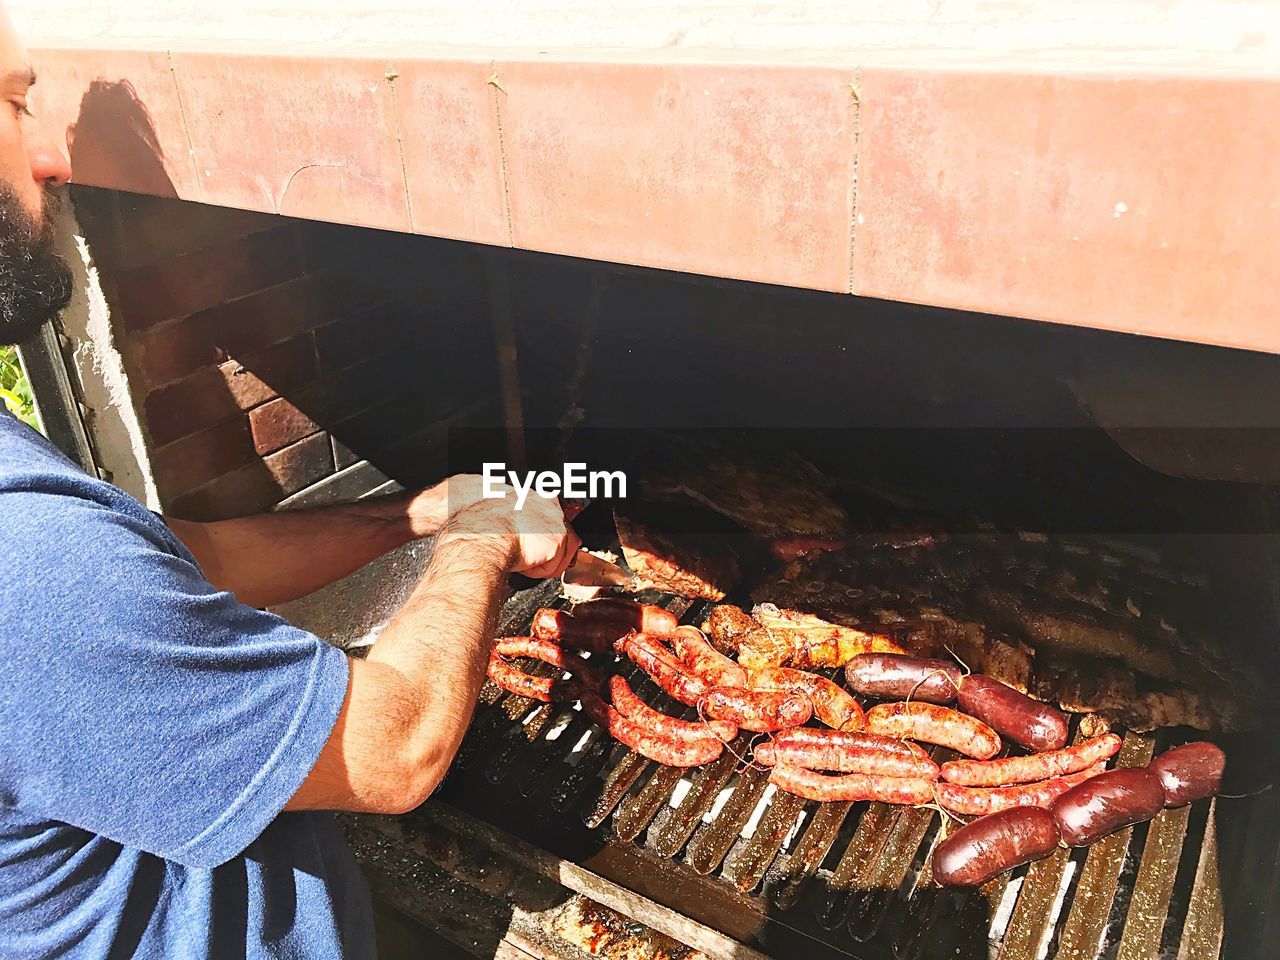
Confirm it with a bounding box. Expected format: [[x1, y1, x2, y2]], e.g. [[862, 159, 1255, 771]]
[[448, 484, 581, 579]]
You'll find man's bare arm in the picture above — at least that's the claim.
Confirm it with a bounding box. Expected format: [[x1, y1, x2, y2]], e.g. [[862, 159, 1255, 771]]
[[167, 476, 491, 608], [285, 491, 579, 813]]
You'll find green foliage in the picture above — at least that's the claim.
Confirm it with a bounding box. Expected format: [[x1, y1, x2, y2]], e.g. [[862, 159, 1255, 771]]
[[0, 345, 40, 430]]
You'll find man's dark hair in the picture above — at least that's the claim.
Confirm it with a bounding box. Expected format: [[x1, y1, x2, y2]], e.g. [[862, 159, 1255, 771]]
[[0, 182, 72, 346]]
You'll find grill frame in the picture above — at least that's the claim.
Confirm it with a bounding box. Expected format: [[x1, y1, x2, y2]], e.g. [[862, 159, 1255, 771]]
[[420, 573, 1275, 960]]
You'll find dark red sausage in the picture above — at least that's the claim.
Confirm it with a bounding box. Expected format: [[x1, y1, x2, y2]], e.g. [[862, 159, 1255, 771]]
[[1050, 768, 1166, 846], [749, 665, 863, 730], [932, 807, 1062, 887], [532, 601, 678, 652], [769, 764, 934, 804], [608, 675, 737, 743], [700, 687, 812, 732], [575, 598, 679, 635], [580, 690, 723, 766], [864, 702, 1001, 759], [755, 737, 939, 779], [1149, 741, 1225, 808], [936, 763, 1106, 815], [956, 675, 1068, 752], [941, 734, 1122, 786], [616, 632, 709, 706], [845, 653, 962, 704], [671, 626, 748, 688], [768, 726, 930, 761]]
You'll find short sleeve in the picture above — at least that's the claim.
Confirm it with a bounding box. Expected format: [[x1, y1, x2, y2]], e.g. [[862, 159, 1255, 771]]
[[0, 489, 350, 869]]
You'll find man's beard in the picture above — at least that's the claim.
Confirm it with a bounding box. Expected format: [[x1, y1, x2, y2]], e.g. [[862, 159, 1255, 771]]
[[0, 183, 73, 346]]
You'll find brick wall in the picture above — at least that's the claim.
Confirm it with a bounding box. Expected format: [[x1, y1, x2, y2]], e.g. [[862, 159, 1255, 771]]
[[72, 188, 504, 519]]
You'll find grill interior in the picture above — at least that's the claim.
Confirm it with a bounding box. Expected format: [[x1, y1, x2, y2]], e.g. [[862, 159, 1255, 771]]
[[434, 566, 1279, 960]]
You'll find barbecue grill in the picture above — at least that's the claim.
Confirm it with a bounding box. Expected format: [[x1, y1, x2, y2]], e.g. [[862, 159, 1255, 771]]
[[343, 552, 1279, 960]]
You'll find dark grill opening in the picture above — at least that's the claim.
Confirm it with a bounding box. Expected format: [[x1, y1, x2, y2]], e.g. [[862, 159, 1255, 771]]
[[71, 190, 1277, 959]]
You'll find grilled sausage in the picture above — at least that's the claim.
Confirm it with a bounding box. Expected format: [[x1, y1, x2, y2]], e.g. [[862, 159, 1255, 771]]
[[932, 807, 1062, 887], [936, 763, 1107, 815], [845, 653, 962, 704], [1149, 741, 1225, 807], [486, 658, 582, 702], [1050, 767, 1166, 846], [864, 702, 1001, 759], [580, 690, 723, 766], [755, 734, 939, 779], [769, 536, 847, 562], [487, 636, 598, 701], [576, 598, 679, 634], [700, 687, 812, 732], [532, 601, 678, 652], [769, 764, 935, 804], [670, 625, 748, 688], [767, 726, 931, 761], [956, 675, 1069, 752], [608, 675, 737, 743], [941, 734, 1122, 786], [615, 632, 709, 706], [749, 665, 863, 730]]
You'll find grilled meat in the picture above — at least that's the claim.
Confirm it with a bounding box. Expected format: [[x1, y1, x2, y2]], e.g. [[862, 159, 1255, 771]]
[[643, 450, 847, 538], [614, 507, 739, 601], [749, 537, 1261, 731]]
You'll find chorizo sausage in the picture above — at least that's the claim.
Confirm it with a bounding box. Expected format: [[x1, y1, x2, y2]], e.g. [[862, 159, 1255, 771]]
[[532, 601, 677, 652], [864, 702, 1001, 759], [1148, 741, 1225, 808], [755, 735, 939, 779], [700, 687, 812, 732], [932, 807, 1062, 887], [768, 726, 930, 761], [486, 658, 582, 702], [956, 675, 1068, 752], [615, 631, 709, 706], [936, 763, 1107, 815], [769, 764, 935, 804], [845, 653, 962, 704], [671, 625, 748, 688], [1049, 767, 1166, 846], [608, 675, 737, 743], [940, 734, 1122, 786], [749, 665, 863, 730], [580, 690, 723, 766], [488, 636, 598, 701], [575, 598, 679, 634]]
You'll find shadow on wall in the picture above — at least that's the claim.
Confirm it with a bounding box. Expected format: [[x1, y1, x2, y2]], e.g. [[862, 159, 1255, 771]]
[[68, 79, 178, 198]]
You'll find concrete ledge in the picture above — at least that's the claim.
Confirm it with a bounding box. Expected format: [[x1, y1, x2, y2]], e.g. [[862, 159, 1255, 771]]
[[28, 44, 1280, 354]]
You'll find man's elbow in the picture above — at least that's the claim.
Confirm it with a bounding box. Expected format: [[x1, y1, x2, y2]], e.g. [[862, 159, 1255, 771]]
[[378, 751, 449, 815]]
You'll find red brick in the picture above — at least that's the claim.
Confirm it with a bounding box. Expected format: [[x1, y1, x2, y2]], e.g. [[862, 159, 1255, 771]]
[[219, 335, 318, 409], [116, 227, 305, 332], [168, 432, 334, 520], [144, 368, 242, 446], [150, 417, 257, 500], [249, 397, 322, 456], [135, 273, 355, 389]]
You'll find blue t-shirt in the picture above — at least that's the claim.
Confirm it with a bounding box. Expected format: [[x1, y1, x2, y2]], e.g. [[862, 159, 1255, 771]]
[[0, 410, 372, 958]]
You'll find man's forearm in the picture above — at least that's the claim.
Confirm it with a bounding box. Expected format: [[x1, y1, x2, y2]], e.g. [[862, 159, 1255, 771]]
[[286, 520, 513, 812], [168, 482, 457, 608]]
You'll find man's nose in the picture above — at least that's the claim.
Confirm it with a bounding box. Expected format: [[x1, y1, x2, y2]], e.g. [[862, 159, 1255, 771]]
[[27, 126, 72, 188]]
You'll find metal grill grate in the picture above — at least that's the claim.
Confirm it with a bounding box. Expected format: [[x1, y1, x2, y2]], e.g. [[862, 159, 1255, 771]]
[[433, 579, 1273, 959]]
